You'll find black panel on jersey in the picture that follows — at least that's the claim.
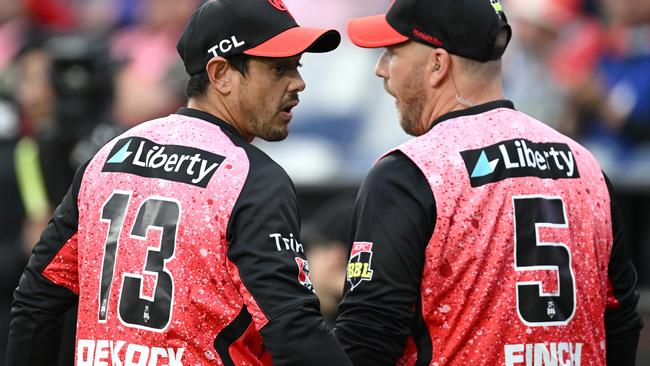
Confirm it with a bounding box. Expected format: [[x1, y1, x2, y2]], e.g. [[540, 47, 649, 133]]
[[412, 295, 432, 366], [603, 174, 643, 365], [214, 305, 253, 366], [226, 143, 315, 318], [176, 108, 352, 366], [335, 151, 435, 365], [7, 162, 88, 366]]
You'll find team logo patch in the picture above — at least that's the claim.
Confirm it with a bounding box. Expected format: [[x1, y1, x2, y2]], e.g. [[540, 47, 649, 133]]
[[460, 139, 580, 187], [103, 137, 225, 188], [347, 242, 374, 291], [268, 0, 287, 11], [295, 257, 313, 291], [490, 0, 506, 20]]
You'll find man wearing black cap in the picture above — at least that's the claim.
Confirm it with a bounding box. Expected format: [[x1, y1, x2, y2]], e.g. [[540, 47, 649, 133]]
[[7, 1, 352, 365], [335, 0, 642, 365]]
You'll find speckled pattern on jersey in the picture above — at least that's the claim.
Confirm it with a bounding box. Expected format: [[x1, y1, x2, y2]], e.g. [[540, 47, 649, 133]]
[[43, 114, 271, 365], [393, 108, 612, 365]]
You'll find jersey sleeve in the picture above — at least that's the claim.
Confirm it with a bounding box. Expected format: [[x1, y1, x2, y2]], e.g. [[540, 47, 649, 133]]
[[226, 146, 351, 366], [335, 151, 436, 365], [6, 162, 88, 366], [603, 174, 643, 365]]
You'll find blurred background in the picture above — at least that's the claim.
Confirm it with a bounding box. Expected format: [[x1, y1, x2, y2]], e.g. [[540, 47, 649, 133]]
[[0, 0, 648, 364]]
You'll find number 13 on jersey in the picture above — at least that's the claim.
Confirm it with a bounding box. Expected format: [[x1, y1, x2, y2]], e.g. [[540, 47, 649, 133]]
[[98, 191, 181, 331]]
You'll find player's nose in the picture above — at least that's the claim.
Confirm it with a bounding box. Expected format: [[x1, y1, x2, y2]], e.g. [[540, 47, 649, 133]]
[[289, 71, 306, 93], [375, 50, 389, 79]]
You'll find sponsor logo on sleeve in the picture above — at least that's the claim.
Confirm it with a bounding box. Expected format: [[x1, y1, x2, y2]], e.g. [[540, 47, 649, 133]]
[[347, 242, 374, 291], [295, 257, 313, 292], [103, 137, 225, 188], [460, 139, 580, 187]]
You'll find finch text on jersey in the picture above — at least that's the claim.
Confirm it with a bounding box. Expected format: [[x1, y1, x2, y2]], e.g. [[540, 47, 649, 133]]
[[77, 339, 184, 366], [504, 342, 582, 366], [103, 137, 225, 188], [460, 139, 580, 187]]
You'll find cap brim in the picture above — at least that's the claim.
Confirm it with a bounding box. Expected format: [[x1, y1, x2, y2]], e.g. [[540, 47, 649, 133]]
[[347, 14, 409, 48], [244, 27, 341, 57]]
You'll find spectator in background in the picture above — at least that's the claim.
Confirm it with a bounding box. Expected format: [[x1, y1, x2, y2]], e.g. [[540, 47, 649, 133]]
[[14, 33, 122, 207], [564, 0, 650, 292], [568, 0, 650, 174], [503, 0, 577, 130], [503, 0, 603, 136], [12, 35, 54, 250], [111, 0, 196, 125], [0, 0, 26, 94], [22, 0, 74, 30], [302, 194, 356, 325], [0, 96, 29, 366]]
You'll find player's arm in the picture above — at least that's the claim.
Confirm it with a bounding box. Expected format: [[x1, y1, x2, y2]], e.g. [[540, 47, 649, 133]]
[[602, 174, 643, 365], [335, 151, 435, 365], [6, 162, 88, 366], [226, 147, 351, 366]]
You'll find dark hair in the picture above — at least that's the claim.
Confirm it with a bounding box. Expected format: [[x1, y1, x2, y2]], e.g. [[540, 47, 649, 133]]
[[185, 71, 210, 99], [185, 53, 251, 99], [227, 53, 251, 76]]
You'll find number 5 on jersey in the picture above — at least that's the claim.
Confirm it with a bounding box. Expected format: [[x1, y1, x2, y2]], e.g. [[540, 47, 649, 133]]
[[513, 196, 576, 326], [98, 191, 180, 331]]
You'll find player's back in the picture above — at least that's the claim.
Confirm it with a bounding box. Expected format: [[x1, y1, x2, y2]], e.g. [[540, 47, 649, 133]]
[[397, 107, 612, 365], [59, 112, 265, 365]]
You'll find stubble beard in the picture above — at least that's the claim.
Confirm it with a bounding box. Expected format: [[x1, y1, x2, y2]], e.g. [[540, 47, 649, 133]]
[[249, 112, 288, 142], [397, 65, 427, 137], [238, 84, 289, 142]]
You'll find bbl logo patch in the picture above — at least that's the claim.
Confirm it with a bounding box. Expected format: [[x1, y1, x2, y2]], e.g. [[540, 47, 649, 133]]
[[295, 257, 313, 292], [347, 242, 374, 291]]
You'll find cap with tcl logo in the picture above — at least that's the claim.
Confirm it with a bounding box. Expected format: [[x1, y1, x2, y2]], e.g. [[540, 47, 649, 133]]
[[177, 0, 341, 76], [347, 0, 512, 62]]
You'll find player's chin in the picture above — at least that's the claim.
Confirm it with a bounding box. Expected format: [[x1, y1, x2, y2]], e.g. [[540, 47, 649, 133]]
[[260, 124, 289, 142], [398, 112, 423, 137]]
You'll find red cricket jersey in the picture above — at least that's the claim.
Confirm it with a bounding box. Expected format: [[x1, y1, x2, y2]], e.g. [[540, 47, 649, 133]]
[[336, 101, 640, 366], [9, 108, 351, 366]]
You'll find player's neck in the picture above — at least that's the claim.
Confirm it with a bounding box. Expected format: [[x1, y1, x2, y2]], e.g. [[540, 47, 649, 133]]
[[186, 97, 253, 142], [423, 81, 504, 129]]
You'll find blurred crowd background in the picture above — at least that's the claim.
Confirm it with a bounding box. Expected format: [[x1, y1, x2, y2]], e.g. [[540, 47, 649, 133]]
[[0, 0, 649, 364]]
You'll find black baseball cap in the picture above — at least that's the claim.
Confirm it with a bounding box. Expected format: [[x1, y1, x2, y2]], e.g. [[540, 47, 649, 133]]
[[347, 0, 512, 62], [178, 0, 341, 76]]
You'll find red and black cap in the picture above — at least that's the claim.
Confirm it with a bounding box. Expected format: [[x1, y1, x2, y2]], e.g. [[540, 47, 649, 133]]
[[177, 0, 341, 76], [348, 0, 512, 62]]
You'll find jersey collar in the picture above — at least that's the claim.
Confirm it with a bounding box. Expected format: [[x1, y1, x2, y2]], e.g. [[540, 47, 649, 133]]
[[428, 100, 515, 131], [176, 107, 245, 141]]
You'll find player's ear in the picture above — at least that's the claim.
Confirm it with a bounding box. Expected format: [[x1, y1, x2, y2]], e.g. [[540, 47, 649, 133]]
[[206, 57, 231, 94], [428, 48, 450, 87]]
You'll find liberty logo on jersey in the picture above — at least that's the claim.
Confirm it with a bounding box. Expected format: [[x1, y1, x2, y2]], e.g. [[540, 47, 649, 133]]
[[103, 137, 225, 188], [460, 139, 580, 187], [347, 242, 374, 291]]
